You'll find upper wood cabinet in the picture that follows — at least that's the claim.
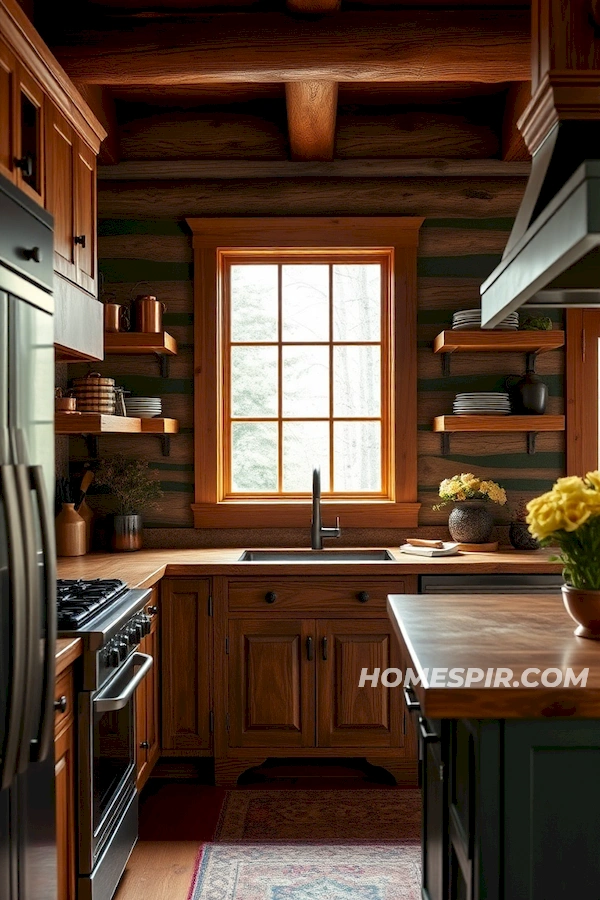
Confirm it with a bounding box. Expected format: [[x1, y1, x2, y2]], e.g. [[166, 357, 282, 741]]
[[74, 139, 97, 295], [15, 62, 44, 205], [0, 37, 17, 182], [45, 103, 76, 282]]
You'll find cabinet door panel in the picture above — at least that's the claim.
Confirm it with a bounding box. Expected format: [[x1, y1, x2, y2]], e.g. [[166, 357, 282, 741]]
[[55, 719, 76, 900], [15, 64, 44, 204], [135, 635, 148, 785], [317, 619, 404, 749], [228, 619, 315, 748], [0, 38, 16, 182], [162, 579, 211, 752], [75, 139, 96, 293], [45, 103, 76, 281], [145, 606, 160, 770]]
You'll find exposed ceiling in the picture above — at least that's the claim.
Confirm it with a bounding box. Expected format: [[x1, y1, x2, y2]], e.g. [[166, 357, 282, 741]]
[[34, 1, 532, 170]]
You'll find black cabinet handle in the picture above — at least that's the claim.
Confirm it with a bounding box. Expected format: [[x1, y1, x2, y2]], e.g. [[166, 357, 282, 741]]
[[322, 637, 328, 661], [419, 717, 440, 743], [54, 695, 67, 714], [14, 155, 33, 177], [22, 246, 42, 263], [357, 591, 370, 603], [403, 686, 421, 712], [139, 740, 149, 750], [147, 606, 158, 615], [306, 636, 314, 661], [74, 234, 86, 247], [265, 591, 277, 604]]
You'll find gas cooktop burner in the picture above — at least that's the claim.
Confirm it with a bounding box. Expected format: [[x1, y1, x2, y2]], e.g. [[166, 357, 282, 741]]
[[56, 578, 129, 629]]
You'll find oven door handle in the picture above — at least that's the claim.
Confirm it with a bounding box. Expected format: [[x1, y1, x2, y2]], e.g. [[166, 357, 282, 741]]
[[94, 653, 153, 713]]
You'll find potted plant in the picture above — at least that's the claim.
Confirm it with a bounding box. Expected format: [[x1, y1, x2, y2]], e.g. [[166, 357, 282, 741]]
[[434, 473, 507, 544], [94, 455, 163, 551], [527, 473, 600, 639], [509, 500, 541, 551]]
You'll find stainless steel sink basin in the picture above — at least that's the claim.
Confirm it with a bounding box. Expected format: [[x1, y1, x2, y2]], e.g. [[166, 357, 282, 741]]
[[239, 549, 395, 562]]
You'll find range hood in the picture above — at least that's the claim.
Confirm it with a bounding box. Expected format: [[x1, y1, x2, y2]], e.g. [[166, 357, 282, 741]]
[[481, 0, 600, 327]]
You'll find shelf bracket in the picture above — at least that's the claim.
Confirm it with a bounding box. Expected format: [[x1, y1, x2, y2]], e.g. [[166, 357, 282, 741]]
[[441, 352, 451, 377], [84, 434, 99, 458], [525, 351, 537, 374], [160, 435, 171, 457], [527, 432, 538, 455], [441, 433, 451, 456], [157, 354, 170, 379]]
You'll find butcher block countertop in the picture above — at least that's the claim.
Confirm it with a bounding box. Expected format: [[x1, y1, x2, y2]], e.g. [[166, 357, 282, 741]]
[[55, 637, 82, 677], [387, 593, 600, 719], [56, 547, 561, 588]]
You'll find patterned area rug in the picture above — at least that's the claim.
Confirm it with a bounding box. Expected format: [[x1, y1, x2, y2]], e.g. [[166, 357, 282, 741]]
[[188, 790, 421, 900]]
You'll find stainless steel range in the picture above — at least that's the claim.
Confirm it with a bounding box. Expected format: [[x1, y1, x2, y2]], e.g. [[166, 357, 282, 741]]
[[57, 578, 154, 900]]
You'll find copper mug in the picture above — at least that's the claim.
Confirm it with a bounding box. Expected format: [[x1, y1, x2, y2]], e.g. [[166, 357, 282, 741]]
[[104, 303, 130, 333], [134, 295, 167, 333]]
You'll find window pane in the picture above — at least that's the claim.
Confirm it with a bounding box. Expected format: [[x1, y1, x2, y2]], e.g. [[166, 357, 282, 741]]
[[282, 265, 329, 342], [334, 345, 381, 417], [282, 346, 329, 417], [334, 421, 381, 492], [232, 422, 278, 491], [283, 422, 330, 492], [333, 264, 381, 341], [231, 265, 278, 341], [231, 346, 277, 417]]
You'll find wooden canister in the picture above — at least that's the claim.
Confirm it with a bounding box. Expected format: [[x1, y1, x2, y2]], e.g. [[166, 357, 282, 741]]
[[55, 503, 87, 557]]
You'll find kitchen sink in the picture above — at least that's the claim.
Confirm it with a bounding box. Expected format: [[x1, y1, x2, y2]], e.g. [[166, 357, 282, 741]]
[[239, 549, 396, 562]]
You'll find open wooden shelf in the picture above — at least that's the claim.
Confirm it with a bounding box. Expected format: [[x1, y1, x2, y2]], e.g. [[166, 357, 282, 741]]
[[433, 329, 565, 375], [139, 417, 179, 435], [433, 415, 566, 455], [104, 331, 178, 356], [55, 413, 142, 434]]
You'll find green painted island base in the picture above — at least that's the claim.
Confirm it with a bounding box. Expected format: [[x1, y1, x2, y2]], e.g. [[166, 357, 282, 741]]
[[422, 717, 600, 899]]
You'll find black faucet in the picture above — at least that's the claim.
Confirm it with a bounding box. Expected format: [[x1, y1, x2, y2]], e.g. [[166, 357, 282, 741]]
[[311, 467, 341, 550]]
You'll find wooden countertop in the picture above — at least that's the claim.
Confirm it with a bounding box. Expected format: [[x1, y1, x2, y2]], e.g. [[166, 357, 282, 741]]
[[55, 637, 82, 677], [387, 593, 600, 719], [56, 547, 562, 588]]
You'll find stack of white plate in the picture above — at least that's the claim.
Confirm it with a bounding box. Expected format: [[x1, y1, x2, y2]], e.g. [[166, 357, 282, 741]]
[[453, 392, 511, 416], [452, 310, 519, 331], [124, 397, 162, 419]]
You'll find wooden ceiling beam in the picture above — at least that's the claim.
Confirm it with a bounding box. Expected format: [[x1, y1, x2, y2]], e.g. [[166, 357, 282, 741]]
[[52, 11, 530, 85], [286, 81, 338, 161], [287, 0, 340, 12]]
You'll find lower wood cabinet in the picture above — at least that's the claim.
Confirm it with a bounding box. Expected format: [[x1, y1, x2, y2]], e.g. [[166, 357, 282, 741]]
[[161, 578, 212, 754], [136, 590, 161, 790], [54, 666, 76, 900]]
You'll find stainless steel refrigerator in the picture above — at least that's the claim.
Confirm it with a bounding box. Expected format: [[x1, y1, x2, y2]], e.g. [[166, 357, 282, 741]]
[[0, 172, 57, 899]]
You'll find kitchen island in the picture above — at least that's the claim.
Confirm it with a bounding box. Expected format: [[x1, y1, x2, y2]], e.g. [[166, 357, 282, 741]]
[[387, 593, 600, 899]]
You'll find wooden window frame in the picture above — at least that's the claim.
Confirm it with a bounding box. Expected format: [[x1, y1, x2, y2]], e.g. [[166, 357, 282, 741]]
[[187, 217, 423, 528], [566, 309, 600, 475]]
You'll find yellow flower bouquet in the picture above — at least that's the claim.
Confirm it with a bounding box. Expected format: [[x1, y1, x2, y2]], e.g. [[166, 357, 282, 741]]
[[527, 472, 600, 590], [434, 474, 507, 511]]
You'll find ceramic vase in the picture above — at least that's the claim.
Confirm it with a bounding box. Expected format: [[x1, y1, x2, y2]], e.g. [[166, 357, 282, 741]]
[[562, 584, 600, 640], [448, 501, 494, 544], [509, 521, 540, 551], [78, 499, 94, 552], [113, 514, 143, 552], [515, 370, 548, 415], [55, 503, 87, 557]]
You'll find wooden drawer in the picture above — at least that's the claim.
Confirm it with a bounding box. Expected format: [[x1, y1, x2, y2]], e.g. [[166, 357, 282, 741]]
[[227, 578, 411, 614], [54, 667, 74, 737]]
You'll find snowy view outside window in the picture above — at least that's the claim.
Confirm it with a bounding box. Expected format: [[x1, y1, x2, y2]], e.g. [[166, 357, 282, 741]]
[[228, 261, 383, 495]]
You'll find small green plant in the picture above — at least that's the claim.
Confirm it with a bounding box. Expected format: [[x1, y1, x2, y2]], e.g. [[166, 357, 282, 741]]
[[519, 315, 553, 331], [94, 455, 163, 516], [527, 473, 600, 590]]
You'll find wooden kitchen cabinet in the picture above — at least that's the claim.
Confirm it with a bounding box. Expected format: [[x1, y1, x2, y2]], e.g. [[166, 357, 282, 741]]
[[45, 103, 76, 283], [161, 578, 212, 754], [136, 591, 161, 790], [15, 62, 44, 205], [228, 618, 315, 749], [74, 138, 97, 295], [54, 666, 76, 900], [0, 36, 17, 183]]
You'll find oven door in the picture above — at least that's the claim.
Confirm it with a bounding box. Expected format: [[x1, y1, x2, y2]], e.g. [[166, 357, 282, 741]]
[[79, 652, 153, 874]]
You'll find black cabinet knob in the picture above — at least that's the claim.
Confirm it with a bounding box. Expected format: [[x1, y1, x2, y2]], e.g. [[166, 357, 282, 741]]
[[22, 246, 41, 263], [14, 155, 33, 177], [147, 606, 158, 615], [74, 234, 86, 247], [139, 741, 150, 750], [265, 591, 277, 604], [357, 591, 370, 603], [54, 695, 67, 714]]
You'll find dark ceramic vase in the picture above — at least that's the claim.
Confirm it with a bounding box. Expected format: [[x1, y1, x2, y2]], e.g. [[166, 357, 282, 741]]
[[448, 501, 494, 544], [509, 521, 540, 551], [515, 370, 548, 415]]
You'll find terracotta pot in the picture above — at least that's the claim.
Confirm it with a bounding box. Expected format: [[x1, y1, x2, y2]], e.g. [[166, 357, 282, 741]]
[[112, 514, 143, 552], [562, 584, 600, 640], [55, 503, 86, 557], [448, 501, 494, 544]]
